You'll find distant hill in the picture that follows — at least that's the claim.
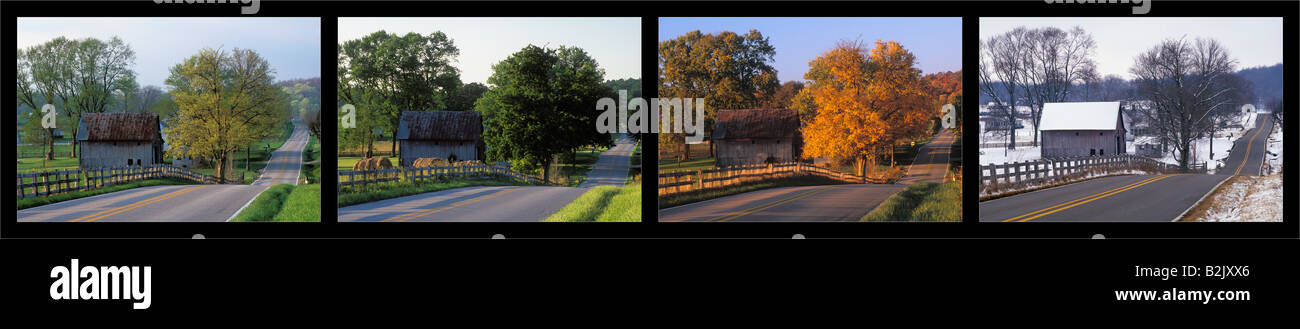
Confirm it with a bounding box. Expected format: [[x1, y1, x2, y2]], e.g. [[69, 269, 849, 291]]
[[1237, 63, 1282, 105]]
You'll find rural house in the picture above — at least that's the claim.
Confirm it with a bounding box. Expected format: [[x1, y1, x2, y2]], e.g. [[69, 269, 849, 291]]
[[396, 110, 484, 167], [1039, 102, 1127, 158], [712, 109, 802, 166], [76, 112, 164, 168]]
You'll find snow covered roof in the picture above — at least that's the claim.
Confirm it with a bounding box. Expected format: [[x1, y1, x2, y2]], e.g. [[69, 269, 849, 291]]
[[1038, 102, 1122, 131]]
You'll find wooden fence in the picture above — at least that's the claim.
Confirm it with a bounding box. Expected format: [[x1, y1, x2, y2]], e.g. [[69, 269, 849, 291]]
[[16, 165, 243, 199], [978, 154, 1203, 192], [657, 162, 886, 199], [337, 163, 544, 191]]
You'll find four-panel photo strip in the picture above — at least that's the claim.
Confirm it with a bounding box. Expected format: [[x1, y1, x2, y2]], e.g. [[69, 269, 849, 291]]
[[7, 1, 1293, 239]]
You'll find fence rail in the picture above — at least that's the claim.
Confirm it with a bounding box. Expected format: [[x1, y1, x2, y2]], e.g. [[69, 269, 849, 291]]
[[337, 163, 544, 191], [657, 162, 886, 199], [978, 154, 1203, 194], [16, 165, 243, 199]]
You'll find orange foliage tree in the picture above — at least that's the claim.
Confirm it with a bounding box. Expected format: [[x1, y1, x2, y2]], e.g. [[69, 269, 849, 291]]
[[799, 40, 934, 177]]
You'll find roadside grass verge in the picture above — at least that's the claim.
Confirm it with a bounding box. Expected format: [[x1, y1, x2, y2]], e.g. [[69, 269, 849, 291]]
[[269, 184, 321, 222], [861, 181, 961, 222], [337, 178, 525, 208], [544, 183, 641, 222], [658, 175, 846, 209], [231, 184, 295, 222], [16, 178, 196, 210]]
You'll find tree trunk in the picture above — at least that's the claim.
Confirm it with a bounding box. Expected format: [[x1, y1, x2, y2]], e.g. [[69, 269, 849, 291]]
[[542, 157, 551, 184], [215, 153, 227, 182], [246, 146, 251, 171], [44, 128, 55, 161], [389, 134, 397, 157]]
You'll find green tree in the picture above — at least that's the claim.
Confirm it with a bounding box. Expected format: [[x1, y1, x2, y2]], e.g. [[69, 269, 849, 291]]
[[448, 82, 490, 112], [338, 31, 461, 156], [658, 30, 778, 160], [476, 45, 614, 183], [164, 48, 288, 182], [17, 36, 137, 159]]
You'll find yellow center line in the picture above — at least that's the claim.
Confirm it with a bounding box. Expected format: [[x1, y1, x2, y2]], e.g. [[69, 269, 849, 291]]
[[382, 187, 523, 222], [708, 186, 836, 222], [70, 186, 209, 222], [1009, 175, 1175, 222], [1001, 175, 1170, 222], [1232, 117, 1264, 176]]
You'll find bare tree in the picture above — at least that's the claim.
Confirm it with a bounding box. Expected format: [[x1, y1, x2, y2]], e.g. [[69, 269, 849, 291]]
[[1130, 37, 1238, 170], [1021, 26, 1097, 146], [978, 28, 1030, 151]]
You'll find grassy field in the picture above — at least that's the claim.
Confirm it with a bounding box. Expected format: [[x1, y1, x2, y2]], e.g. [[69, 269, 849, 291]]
[[231, 184, 295, 222], [658, 175, 846, 209], [338, 178, 525, 207], [16, 178, 196, 210], [544, 183, 641, 222], [657, 143, 715, 172], [339, 144, 607, 187], [861, 181, 961, 222], [270, 184, 321, 222], [16, 157, 80, 172]]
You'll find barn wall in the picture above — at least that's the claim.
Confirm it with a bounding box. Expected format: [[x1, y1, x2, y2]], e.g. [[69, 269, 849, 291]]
[[79, 141, 161, 168], [715, 138, 794, 167], [1041, 130, 1125, 158], [399, 140, 479, 166]]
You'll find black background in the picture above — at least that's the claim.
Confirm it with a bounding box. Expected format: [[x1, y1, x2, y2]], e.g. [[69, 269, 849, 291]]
[[2, 0, 1296, 316]]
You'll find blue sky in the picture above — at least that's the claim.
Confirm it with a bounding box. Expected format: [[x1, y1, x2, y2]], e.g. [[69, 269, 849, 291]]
[[981, 17, 1283, 79], [18, 17, 322, 87], [659, 17, 963, 82], [338, 18, 642, 84]]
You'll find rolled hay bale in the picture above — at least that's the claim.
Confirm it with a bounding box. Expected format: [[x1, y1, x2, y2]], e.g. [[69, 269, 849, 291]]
[[374, 157, 394, 170], [411, 157, 449, 168]]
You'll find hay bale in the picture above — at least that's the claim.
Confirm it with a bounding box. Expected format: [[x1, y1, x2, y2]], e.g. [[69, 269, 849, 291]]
[[374, 157, 393, 170], [411, 157, 449, 168]]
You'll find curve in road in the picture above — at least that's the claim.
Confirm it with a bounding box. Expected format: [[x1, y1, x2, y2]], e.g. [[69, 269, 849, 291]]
[[17, 122, 311, 222], [339, 135, 635, 222], [660, 129, 955, 222], [978, 113, 1273, 222]]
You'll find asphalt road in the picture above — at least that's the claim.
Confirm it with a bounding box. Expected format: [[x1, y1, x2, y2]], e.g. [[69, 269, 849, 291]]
[[978, 113, 1273, 222], [660, 129, 954, 222], [17, 122, 310, 222], [337, 185, 588, 222], [338, 134, 633, 222], [579, 135, 635, 188], [897, 129, 956, 185]]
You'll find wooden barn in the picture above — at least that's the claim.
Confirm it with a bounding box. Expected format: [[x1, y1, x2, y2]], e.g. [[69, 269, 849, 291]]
[[396, 111, 484, 167], [712, 109, 802, 166], [1039, 102, 1127, 158], [76, 112, 164, 168]]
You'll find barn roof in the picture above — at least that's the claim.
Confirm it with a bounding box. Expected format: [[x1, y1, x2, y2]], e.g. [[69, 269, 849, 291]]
[[396, 111, 482, 141], [1039, 102, 1122, 131], [712, 109, 800, 140], [76, 112, 160, 141]]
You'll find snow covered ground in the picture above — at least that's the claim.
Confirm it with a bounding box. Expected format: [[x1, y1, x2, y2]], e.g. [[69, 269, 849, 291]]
[[1132, 112, 1258, 173], [1188, 174, 1282, 222], [1265, 120, 1282, 175], [979, 146, 1041, 165]]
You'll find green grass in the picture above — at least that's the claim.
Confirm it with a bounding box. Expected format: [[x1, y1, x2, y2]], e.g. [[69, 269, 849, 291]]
[[658, 175, 846, 209], [16, 142, 74, 157], [338, 178, 525, 208], [544, 183, 641, 222], [658, 157, 716, 172], [16, 157, 80, 172], [861, 181, 961, 222], [338, 157, 365, 171], [16, 178, 196, 210], [269, 184, 321, 222], [230, 184, 295, 222]]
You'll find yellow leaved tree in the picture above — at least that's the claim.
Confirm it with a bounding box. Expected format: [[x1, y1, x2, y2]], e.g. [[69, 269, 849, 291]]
[[799, 40, 933, 177]]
